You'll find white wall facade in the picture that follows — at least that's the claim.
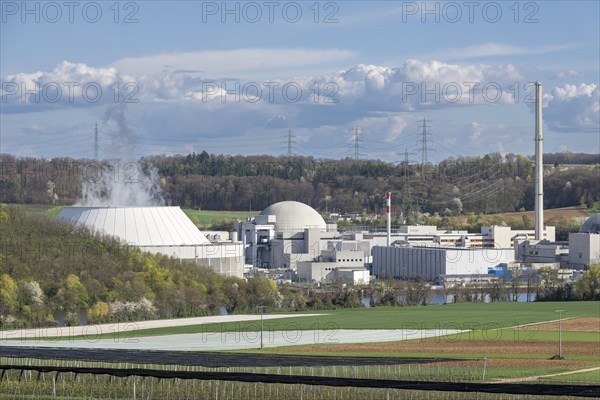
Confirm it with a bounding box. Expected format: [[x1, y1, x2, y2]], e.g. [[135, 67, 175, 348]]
[[372, 245, 515, 281], [140, 243, 245, 278], [296, 262, 370, 285], [569, 233, 600, 268]]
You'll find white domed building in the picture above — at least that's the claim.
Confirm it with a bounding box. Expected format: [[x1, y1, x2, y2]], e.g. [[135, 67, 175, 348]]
[[58, 206, 245, 277], [235, 201, 337, 269], [260, 201, 327, 235], [569, 213, 600, 269]]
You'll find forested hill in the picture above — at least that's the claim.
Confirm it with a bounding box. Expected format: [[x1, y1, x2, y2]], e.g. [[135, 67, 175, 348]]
[[1, 152, 598, 215], [0, 205, 284, 327]]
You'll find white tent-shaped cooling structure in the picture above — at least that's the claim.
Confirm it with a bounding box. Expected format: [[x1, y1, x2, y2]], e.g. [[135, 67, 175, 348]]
[[57, 206, 244, 277]]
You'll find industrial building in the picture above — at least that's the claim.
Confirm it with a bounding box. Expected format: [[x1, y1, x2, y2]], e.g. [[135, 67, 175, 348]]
[[569, 213, 600, 269], [234, 201, 339, 269], [371, 83, 550, 283], [234, 201, 372, 281], [57, 206, 245, 278], [235, 199, 563, 284], [515, 240, 569, 266], [372, 245, 515, 281], [356, 225, 555, 249], [243, 83, 590, 284], [297, 248, 370, 285], [512, 214, 599, 270]]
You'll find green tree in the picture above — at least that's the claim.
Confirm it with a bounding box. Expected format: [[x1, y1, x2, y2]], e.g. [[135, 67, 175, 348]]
[[248, 277, 282, 309], [60, 274, 90, 312], [87, 301, 109, 323], [221, 277, 247, 313], [0, 274, 18, 315], [575, 264, 600, 300], [521, 214, 533, 229]]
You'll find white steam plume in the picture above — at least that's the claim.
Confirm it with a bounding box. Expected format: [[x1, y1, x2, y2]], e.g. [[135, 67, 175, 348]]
[[77, 105, 166, 206], [77, 163, 165, 206]]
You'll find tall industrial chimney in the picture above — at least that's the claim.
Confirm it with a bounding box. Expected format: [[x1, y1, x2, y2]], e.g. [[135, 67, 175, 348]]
[[534, 82, 544, 241], [386, 192, 391, 246]]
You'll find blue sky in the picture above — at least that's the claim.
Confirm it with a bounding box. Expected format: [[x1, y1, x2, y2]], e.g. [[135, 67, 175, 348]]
[[1, 1, 599, 161]]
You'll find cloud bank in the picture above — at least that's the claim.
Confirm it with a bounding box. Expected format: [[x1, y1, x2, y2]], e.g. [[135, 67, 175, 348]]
[[2, 51, 598, 158]]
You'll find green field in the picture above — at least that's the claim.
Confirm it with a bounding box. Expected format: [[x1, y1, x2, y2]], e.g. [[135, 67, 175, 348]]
[[182, 208, 257, 228], [10, 204, 257, 228], [541, 369, 600, 382], [21, 301, 598, 341], [7, 203, 64, 216], [99, 301, 600, 339]]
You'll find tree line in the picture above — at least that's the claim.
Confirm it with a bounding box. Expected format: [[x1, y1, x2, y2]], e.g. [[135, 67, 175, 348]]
[[536, 264, 600, 301], [0, 152, 598, 216]]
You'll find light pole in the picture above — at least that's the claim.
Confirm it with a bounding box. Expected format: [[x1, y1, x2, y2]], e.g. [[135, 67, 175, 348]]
[[257, 306, 266, 350], [555, 309, 565, 359]]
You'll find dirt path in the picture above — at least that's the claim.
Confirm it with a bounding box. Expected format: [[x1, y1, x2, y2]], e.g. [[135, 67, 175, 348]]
[[494, 366, 600, 383], [503, 317, 578, 330]]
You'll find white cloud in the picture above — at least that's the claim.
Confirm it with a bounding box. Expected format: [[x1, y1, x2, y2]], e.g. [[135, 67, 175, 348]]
[[1, 61, 136, 112], [112, 48, 357, 79], [470, 122, 482, 142], [543, 83, 599, 133], [554, 69, 585, 79], [2, 57, 598, 159], [351, 115, 410, 143], [419, 42, 578, 61], [0, 57, 528, 114], [314, 59, 523, 111]]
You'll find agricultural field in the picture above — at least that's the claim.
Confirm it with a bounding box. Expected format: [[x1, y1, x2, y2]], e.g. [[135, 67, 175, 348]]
[[448, 205, 594, 227], [246, 303, 599, 385], [2, 302, 599, 398], [9, 203, 64, 217], [490, 206, 592, 222], [182, 208, 257, 228], [11, 204, 258, 229], [11, 204, 258, 226], [70, 301, 599, 339]]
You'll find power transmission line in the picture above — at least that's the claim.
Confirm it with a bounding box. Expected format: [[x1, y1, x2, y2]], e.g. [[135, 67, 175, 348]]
[[398, 148, 416, 222], [417, 117, 434, 165], [415, 117, 436, 179], [284, 128, 296, 157], [352, 126, 362, 160], [94, 122, 100, 160]]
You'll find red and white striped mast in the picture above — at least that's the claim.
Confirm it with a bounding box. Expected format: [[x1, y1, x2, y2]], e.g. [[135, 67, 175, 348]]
[[386, 192, 391, 246]]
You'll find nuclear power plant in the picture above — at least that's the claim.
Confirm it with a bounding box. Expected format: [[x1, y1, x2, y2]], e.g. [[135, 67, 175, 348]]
[[54, 82, 598, 286], [373, 82, 597, 282], [231, 82, 598, 285]]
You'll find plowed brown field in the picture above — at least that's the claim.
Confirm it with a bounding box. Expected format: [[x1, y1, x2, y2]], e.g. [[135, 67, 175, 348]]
[[518, 317, 600, 333], [278, 339, 600, 358]]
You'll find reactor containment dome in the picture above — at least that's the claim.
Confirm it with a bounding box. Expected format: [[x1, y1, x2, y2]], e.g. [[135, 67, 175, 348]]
[[260, 201, 327, 233], [580, 213, 600, 234]]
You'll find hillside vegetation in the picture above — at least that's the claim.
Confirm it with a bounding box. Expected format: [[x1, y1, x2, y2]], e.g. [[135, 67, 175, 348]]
[[0, 205, 281, 328], [1, 152, 598, 217]]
